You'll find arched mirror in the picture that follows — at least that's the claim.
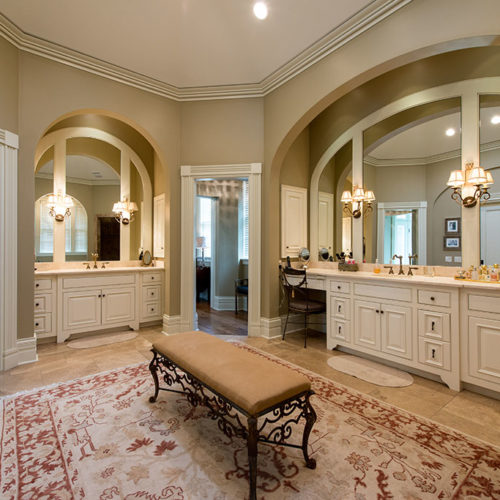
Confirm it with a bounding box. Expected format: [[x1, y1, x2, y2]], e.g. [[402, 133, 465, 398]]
[[363, 98, 462, 266]]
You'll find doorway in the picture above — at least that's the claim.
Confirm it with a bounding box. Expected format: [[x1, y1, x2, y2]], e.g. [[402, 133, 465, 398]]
[[97, 216, 120, 261], [194, 180, 248, 336], [179, 163, 262, 337]]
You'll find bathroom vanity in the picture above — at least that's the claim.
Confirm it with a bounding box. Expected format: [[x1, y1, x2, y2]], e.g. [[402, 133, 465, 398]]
[[34, 266, 164, 343], [294, 269, 500, 394]]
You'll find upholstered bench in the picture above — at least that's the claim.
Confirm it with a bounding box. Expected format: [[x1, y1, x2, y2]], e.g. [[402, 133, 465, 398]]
[[149, 331, 317, 500]]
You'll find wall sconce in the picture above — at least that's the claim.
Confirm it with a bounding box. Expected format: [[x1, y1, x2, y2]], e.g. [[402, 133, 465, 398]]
[[47, 193, 73, 222], [112, 198, 138, 225], [341, 187, 376, 218], [447, 162, 494, 208]]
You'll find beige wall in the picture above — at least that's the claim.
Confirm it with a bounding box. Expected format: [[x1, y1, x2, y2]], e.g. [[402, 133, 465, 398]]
[[0, 36, 18, 133], [279, 127, 310, 189]]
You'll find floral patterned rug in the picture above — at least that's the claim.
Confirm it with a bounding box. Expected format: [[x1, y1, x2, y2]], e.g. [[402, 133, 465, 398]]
[[1, 344, 499, 499]]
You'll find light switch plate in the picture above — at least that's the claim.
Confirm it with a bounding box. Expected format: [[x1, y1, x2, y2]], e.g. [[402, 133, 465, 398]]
[[454, 256, 462, 263], [445, 256, 453, 263]]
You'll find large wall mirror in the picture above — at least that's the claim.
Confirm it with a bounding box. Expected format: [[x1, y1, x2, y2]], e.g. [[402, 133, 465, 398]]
[[480, 95, 500, 266], [363, 98, 462, 266], [317, 141, 352, 258], [34, 132, 150, 263]]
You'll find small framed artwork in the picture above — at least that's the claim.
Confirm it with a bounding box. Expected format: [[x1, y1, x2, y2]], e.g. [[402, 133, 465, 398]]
[[443, 236, 461, 251], [444, 217, 461, 235]]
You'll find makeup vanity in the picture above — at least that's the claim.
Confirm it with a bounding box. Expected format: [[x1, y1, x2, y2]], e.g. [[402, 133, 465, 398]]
[[35, 266, 164, 343]]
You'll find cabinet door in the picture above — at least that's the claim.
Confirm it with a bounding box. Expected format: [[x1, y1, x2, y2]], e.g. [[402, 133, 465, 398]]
[[318, 192, 334, 253], [468, 316, 500, 384], [381, 304, 412, 359], [281, 185, 307, 257], [63, 290, 101, 330], [102, 287, 135, 325], [354, 300, 380, 351], [153, 194, 165, 258]]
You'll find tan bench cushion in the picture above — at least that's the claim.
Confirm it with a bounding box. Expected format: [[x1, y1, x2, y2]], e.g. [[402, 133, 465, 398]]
[[153, 331, 311, 416]]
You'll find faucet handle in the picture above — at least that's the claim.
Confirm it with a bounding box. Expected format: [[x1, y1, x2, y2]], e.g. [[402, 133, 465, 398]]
[[384, 265, 394, 275], [408, 266, 419, 276], [101, 262, 110, 269], [83, 262, 90, 270]]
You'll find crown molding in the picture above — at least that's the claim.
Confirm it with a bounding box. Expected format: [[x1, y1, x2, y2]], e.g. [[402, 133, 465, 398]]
[[365, 139, 500, 167], [0, 0, 412, 101]]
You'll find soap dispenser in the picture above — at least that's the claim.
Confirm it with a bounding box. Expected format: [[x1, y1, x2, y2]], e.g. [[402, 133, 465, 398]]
[[374, 259, 381, 274]]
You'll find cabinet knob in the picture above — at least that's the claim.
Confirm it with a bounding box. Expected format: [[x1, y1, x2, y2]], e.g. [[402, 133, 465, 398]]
[[381, 310, 384, 314], [98, 294, 102, 298], [36, 283, 39, 288], [35, 303, 39, 307], [376, 309, 380, 313], [430, 296, 435, 301], [35, 322, 39, 327], [337, 285, 341, 290], [102, 294, 106, 297]]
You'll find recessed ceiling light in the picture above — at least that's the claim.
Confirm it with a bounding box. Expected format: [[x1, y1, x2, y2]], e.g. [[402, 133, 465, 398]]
[[491, 115, 500, 125], [253, 2, 268, 20], [445, 128, 456, 137]]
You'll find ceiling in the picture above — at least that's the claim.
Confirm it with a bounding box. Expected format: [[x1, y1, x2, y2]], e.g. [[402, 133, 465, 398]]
[[0, 0, 410, 95]]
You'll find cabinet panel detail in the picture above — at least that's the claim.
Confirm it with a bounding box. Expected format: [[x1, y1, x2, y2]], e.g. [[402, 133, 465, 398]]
[[331, 296, 351, 320], [63, 273, 136, 289], [63, 291, 101, 330], [468, 316, 500, 383], [34, 313, 52, 334], [418, 310, 450, 341], [35, 278, 53, 291], [354, 300, 380, 351], [332, 320, 350, 343], [381, 304, 412, 359], [468, 294, 500, 313], [354, 283, 411, 302], [330, 280, 351, 294], [418, 289, 451, 308], [34, 294, 52, 313], [102, 288, 135, 325]]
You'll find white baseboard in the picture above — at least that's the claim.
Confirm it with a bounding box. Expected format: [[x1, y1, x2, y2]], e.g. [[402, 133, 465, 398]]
[[259, 317, 282, 339], [2, 337, 38, 371], [211, 295, 247, 312], [162, 314, 181, 335]]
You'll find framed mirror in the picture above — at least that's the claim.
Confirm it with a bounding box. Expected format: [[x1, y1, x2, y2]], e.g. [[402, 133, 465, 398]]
[[319, 248, 330, 261], [363, 98, 462, 266], [298, 247, 310, 262]]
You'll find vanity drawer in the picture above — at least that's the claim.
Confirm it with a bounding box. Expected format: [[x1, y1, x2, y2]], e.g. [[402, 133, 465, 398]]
[[143, 302, 160, 318], [143, 272, 163, 283], [418, 289, 450, 308], [418, 338, 451, 371], [63, 273, 136, 289], [142, 285, 161, 302], [330, 280, 351, 294], [330, 296, 351, 320], [34, 294, 52, 313], [34, 313, 52, 335], [331, 320, 350, 343], [354, 283, 411, 302], [35, 278, 53, 291], [418, 310, 450, 341], [468, 294, 500, 314], [306, 278, 325, 290]]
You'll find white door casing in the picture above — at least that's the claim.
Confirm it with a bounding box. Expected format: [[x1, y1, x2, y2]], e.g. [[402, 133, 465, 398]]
[[179, 163, 262, 337], [153, 194, 165, 258]]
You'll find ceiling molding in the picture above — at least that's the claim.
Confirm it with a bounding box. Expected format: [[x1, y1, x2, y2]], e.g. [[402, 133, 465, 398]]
[[0, 0, 412, 102], [35, 172, 120, 186], [365, 139, 500, 167]]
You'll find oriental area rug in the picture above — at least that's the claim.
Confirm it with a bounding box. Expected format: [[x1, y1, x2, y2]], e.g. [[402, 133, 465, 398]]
[[1, 345, 500, 499]]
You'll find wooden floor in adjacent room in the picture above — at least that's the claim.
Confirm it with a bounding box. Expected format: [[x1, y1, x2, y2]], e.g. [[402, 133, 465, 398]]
[[196, 300, 248, 336], [1, 324, 500, 448]]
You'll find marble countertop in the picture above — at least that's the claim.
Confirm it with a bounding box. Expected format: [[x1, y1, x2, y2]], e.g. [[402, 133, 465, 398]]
[[303, 268, 500, 290], [35, 266, 164, 276]]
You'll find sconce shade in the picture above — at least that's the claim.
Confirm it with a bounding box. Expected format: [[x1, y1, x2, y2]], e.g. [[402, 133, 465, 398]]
[[341, 191, 352, 203], [364, 190, 376, 202], [196, 236, 207, 248], [467, 166, 487, 185], [112, 198, 138, 224], [447, 170, 465, 188], [47, 192, 73, 221], [352, 187, 365, 201], [484, 170, 494, 186]]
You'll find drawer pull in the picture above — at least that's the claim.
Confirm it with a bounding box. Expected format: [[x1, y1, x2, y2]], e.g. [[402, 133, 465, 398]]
[[151, 276, 154, 280], [381, 310, 384, 314], [338, 326, 341, 334], [98, 294, 102, 298], [430, 296, 435, 301], [431, 348, 436, 359], [337, 285, 341, 290], [35, 302, 39, 307], [35, 322, 39, 327], [36, 283, 39, 288], [431, 321, 435, 331], [376, 309, 380, 313], [102, 294, 106, 297], [338, 305, 341, 313]]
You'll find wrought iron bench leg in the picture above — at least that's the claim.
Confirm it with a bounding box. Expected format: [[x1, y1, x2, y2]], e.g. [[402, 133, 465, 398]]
[[247, 416, 258, 500], [302, 392, 317, 469], [148, 351, 160, 403]]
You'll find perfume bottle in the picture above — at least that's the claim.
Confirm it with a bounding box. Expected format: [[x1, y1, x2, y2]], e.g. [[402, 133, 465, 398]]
[[374, 259, 381, 274]]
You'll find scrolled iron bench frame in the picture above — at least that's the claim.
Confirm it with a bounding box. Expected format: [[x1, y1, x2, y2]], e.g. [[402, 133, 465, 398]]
[[149, 348, 317, 500]]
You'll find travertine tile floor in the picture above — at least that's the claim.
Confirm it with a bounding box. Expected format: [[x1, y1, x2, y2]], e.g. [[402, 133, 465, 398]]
[[1, 325, 500, 448]]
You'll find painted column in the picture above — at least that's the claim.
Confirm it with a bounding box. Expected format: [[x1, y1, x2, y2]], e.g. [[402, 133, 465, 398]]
[[352, 130, 364, 263], [461, 91, 480, 267], [120, 152, 131, 260], [53, 139, 66, 263]]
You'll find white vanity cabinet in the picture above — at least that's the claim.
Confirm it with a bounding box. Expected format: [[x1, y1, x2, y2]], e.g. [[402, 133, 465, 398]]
[[323, 273, 461, 391], [281, 185, 307, 258], [140, 271, 164, 322], [461, 290, 500, 392]]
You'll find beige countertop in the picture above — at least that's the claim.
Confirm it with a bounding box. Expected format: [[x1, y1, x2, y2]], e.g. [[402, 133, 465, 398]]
[[35, 266, 164, 276], [304, 267, 500, 290]]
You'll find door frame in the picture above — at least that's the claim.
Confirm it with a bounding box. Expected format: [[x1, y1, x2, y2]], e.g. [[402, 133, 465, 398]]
[[180, 163, 262, 337]]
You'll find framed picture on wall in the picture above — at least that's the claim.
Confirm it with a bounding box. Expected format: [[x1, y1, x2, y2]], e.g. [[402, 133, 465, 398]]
[[444, 217, 461, 235], [443, 236, 461, 251]]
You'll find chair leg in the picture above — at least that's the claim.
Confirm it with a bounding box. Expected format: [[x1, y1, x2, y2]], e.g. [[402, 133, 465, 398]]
[[304, 313, 308, 348], [282, 310, 290, 340], [235, 292, 238, 315]]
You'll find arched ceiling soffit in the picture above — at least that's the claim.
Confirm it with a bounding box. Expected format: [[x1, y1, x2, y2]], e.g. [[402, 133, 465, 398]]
[[271, 44, 500, 182], [45, 114, 154, 179], [66, 137, 121, 176]]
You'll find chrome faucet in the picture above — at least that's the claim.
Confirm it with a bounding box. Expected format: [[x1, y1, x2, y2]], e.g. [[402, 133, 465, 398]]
[[91, 252, 99, 269], [392, 254, 404, 275]]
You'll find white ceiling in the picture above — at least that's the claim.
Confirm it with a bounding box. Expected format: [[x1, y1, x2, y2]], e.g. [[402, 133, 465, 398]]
[[37, 156, 119, 184], [368, 107, 500, 162], [0, 0, 390, 88]]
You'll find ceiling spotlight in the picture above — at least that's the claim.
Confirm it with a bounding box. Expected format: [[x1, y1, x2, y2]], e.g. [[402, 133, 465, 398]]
[[253, 2, 268, 20], [445, 128, 456, 137], [491, 115, 500, 125]]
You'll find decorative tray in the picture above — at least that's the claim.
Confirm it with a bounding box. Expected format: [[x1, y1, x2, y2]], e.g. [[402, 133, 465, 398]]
[[454, 277, 500, 284], [338, 263, 359, 272]]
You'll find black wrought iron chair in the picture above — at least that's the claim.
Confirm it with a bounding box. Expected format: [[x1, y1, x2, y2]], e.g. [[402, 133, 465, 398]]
[[279, 265, 326, 348], [234, 278, 248, 314]]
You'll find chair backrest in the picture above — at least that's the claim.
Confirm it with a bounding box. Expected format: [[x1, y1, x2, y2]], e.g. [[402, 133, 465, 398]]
[[279, 265, 309, 302]]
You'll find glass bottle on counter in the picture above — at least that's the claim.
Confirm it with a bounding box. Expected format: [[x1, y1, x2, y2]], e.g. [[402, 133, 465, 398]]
[[374, 259, 381, 274]]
